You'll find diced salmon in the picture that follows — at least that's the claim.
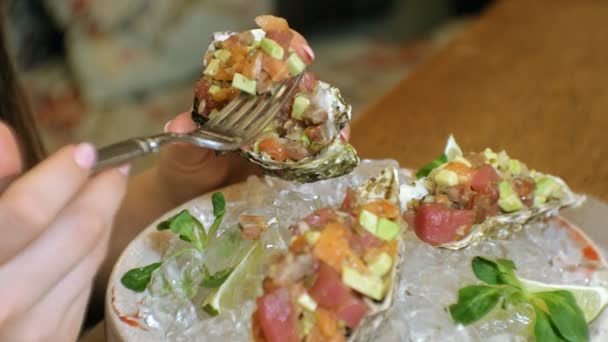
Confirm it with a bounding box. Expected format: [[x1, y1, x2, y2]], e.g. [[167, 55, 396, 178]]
[[255, 15, 290, 32], [359, 199, 400, 220], [313, 223, 366, 273], [258, 138, 288, 162]]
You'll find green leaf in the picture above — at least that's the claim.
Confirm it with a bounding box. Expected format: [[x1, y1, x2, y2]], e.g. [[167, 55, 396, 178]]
[[201, 267, 234, 288], [157, 210, 206, 250], [471, 257, 521, 288], [202, 304, 219, 317], [205, 192, 227, 248], [534, 305, 567, 342], [472, 257, 500, 285], [157, 212, 180, 230], [449, 285, 502, 325], [416, 154, 448, 179], [212, 192, 226, 217], [495, 259, 517, 272], [121, 262, 162, 292], [533, 291, 589, 342]]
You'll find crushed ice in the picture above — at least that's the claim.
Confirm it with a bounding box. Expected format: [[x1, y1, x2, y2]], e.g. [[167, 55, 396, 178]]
[[136, 160, 601, 341]]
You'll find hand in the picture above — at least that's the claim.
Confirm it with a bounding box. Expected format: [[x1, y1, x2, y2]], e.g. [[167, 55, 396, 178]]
[[154, 112, 261, 206], [0, 122, 129, 341], [156, 113, 351, 204]]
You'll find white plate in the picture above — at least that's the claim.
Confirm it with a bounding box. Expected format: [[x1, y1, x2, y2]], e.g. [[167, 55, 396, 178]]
[[106, 172, 608, 341]]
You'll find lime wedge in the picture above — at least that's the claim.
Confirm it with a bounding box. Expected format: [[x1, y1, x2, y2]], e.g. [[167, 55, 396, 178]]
[[521, 278, 608, 323], [202, 241, 264, 316]]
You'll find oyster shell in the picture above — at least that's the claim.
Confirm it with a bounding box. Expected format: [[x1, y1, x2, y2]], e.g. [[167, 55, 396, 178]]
[[191, 29, 359, 183], [438, 175, 584, 250], [400, 135, 586, 250], [239, 81, 359, 183], [348, 167, 404, 342]]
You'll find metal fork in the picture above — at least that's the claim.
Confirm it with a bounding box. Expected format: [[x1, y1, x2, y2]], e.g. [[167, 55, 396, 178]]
[[93, 73, 303, 170]]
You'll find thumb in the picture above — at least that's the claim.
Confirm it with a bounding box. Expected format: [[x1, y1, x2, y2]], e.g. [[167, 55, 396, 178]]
[[155, 113, 232, 204], [0, 122, 24, 191]]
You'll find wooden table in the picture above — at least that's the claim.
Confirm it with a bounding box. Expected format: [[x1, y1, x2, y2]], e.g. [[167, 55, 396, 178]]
[[351, 0, 608, 201]]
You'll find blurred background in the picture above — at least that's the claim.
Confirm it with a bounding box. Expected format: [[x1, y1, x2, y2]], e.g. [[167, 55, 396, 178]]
[[5, 0, 493, 171]]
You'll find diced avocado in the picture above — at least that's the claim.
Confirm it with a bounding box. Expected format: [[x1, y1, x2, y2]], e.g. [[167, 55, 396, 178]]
[[533, 196, 547, 207], [286, 53, 306, 75], [434, 169, 459, 188], [204, 59, 221, 77], [260, 38, 285, 59], [252, 139, 261, 153], [534, 176, 561, 203], [497, 151, 510, 171], [213, 49, 232, 63], [304, 231, 320, 245], [299, 133, 311, 147], [247, 40, 261, 53], [358, 209, 378, 235], [508, 159, 522, 175], [297, 292, 317, 311], [232, 73, 257, 95], [342, 266, 385, 301], [376, 218, 400, 241], [208, 85, 221, 95], [299, 310, 315, 337], [498, 180, 524, 212], [291, 94, 310, 120], [484, 148, 498, 165], [368, 252, 393, 277]]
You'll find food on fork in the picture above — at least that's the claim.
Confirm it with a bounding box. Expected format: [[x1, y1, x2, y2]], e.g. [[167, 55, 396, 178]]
[[401, 135, 584, 249], [191, 15, 359, 183]]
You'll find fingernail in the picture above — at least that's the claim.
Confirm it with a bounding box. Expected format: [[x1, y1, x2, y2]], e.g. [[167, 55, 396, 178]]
[[118, 163, 131, 176], [163, 120, 173, 133], [74, 143, 97, 170]]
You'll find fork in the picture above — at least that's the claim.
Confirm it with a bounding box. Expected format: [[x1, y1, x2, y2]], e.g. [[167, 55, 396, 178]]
[[93, 73, 303, 171]]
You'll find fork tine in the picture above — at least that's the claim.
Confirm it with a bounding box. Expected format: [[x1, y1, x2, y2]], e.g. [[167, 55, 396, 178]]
[[240, 74, 304, 140], [207, 93, 248, 126], [223, 96, 263, 127], [232, 96, 273, 131]]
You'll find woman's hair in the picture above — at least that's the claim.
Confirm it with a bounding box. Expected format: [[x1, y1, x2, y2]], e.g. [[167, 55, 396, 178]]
[[0, 8, 46, 169]]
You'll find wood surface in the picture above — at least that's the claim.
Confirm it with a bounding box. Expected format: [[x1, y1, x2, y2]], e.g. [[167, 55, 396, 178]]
[[351, 0, 608, 200]]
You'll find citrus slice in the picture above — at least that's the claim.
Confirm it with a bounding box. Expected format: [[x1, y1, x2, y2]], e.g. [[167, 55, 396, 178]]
[[202, 241, 264, 316], [521, 278, 608, 323]]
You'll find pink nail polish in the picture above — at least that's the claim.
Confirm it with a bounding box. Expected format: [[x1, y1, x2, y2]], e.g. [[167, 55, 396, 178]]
[[163, 120, 174, 133], [74, 143, 97, 170], [118, 164, 131, 176]]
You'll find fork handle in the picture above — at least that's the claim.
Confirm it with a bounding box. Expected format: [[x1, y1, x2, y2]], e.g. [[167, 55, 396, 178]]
[[94, 136, 166, 171]]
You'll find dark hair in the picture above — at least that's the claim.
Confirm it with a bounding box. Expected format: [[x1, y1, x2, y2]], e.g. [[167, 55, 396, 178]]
[[0, 10, 46, 169]]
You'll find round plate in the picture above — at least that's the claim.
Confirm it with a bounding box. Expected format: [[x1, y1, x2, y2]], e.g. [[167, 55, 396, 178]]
[[106, 175, 608, 341]]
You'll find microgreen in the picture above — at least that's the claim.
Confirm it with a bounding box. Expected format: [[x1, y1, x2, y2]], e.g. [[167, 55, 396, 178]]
[[449, 256, 588, 342]]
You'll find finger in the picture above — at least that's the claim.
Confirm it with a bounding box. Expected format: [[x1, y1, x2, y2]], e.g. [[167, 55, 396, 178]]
[[163, 112, 215, 167], [339, 125, 351, 143], [0, 167, 128, 316], [157, 113, 233, 203], [0, 143, 97, 261], [0, 123, 23, 192], [7, 229, 108, 341]]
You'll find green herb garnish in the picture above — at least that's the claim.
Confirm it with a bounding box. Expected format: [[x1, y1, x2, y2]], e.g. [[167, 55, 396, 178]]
[[201, 266, 234, 288], [416, 154, 448, 179], [157, 209, 206, 250], [449, 257, 588, 342], [207, 192, 226, 244], [121, 193, 228, 292], [120, 262, 162, 292]]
